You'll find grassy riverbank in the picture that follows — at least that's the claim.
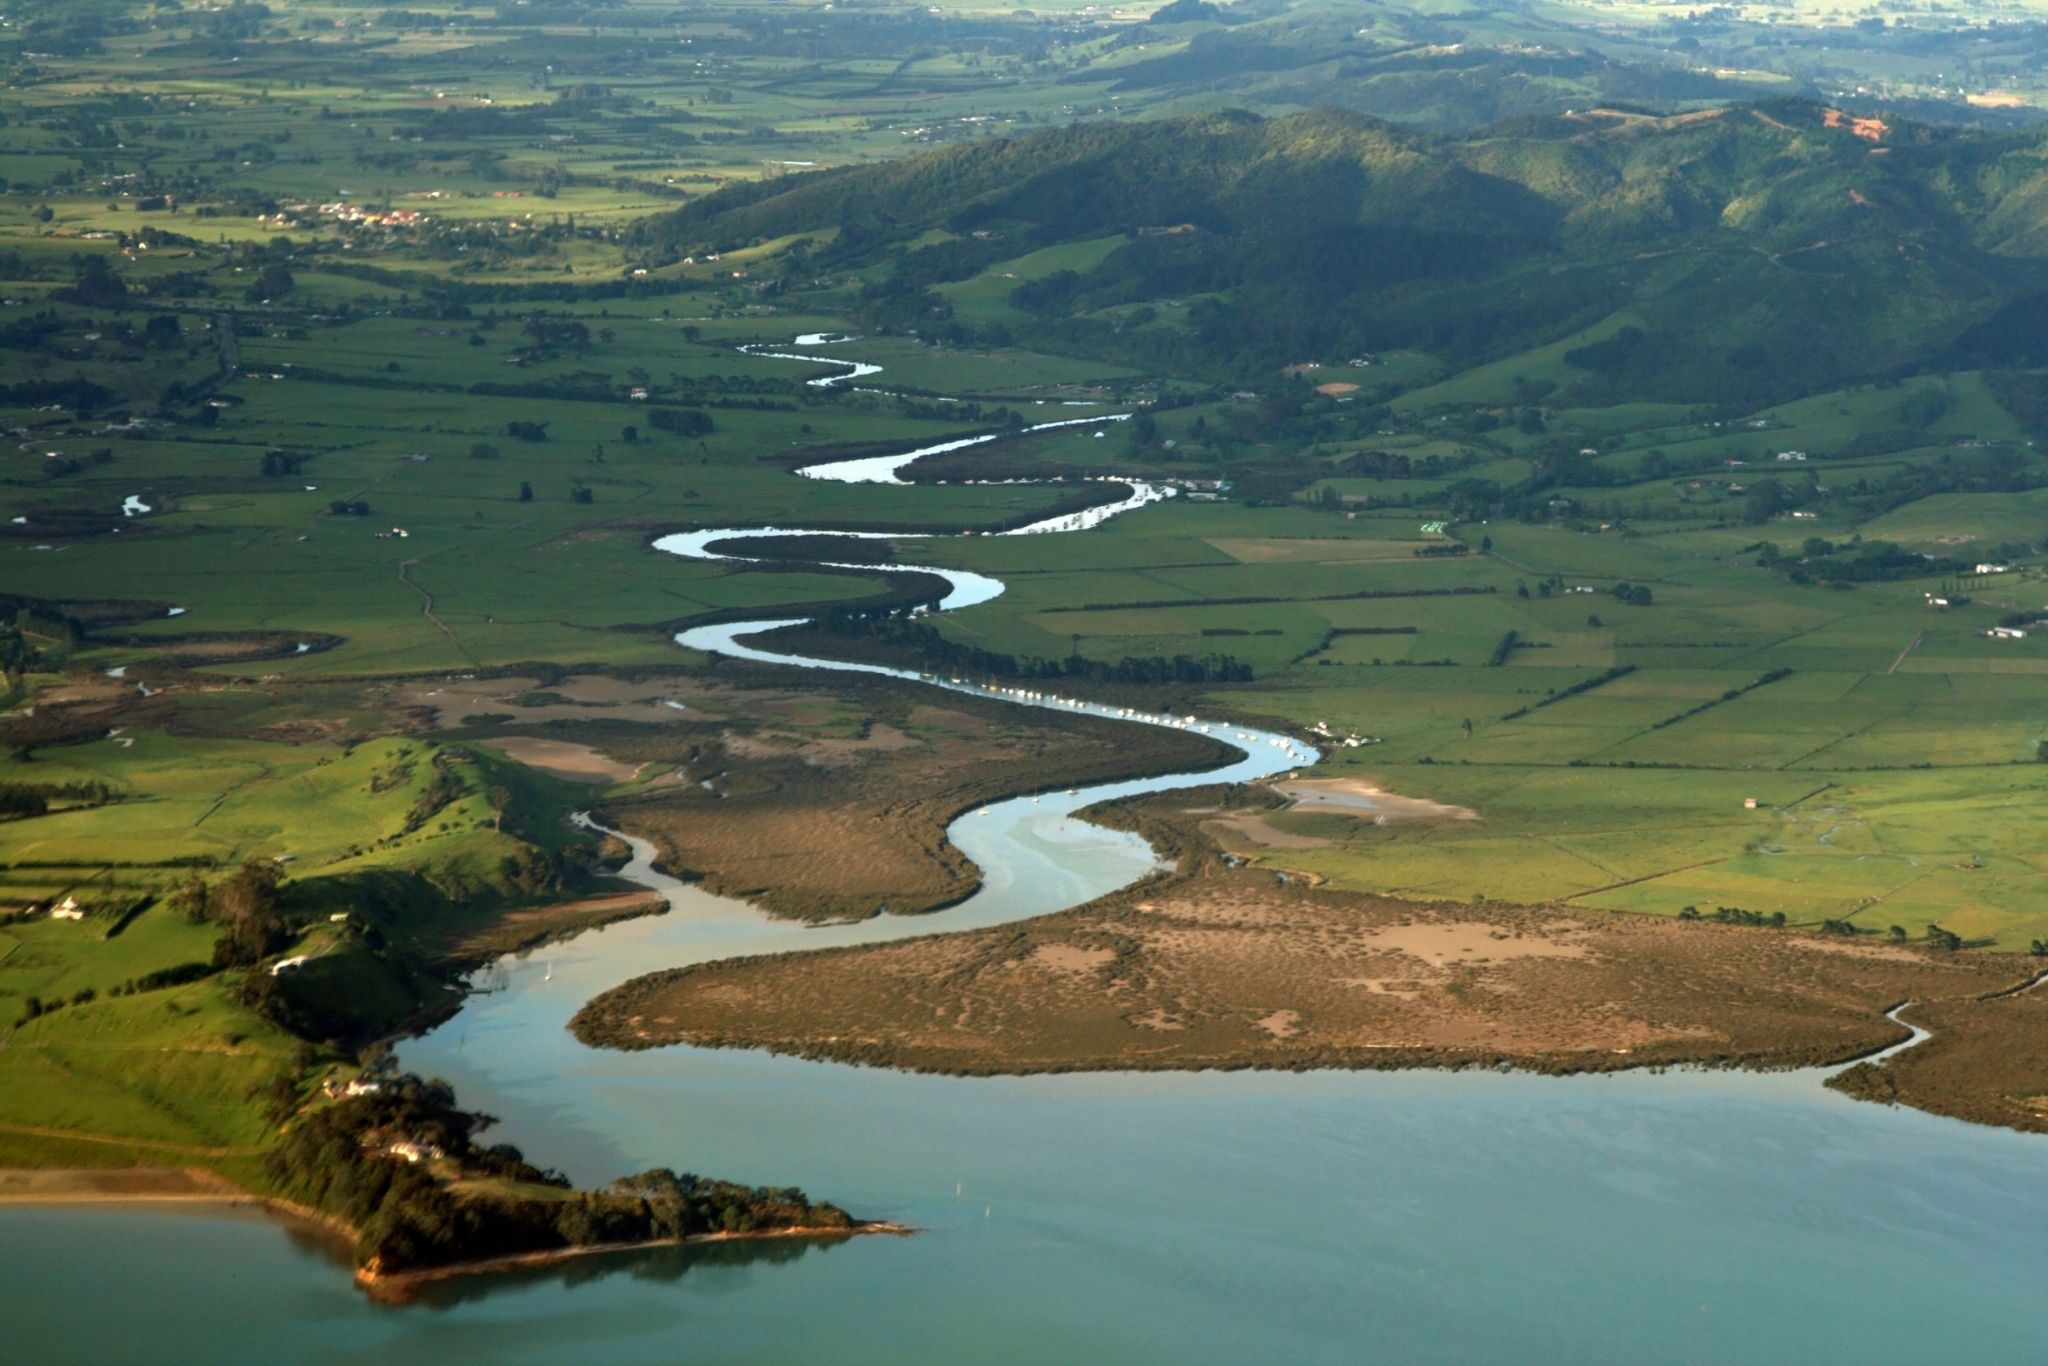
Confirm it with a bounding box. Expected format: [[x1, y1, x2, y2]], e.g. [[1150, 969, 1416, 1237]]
[[0, 658, 1232, 1279], [0, 663, 912, 1281]]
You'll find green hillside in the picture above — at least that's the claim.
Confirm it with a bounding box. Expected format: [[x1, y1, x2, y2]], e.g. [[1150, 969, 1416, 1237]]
[[639, 102, 2048, 403]]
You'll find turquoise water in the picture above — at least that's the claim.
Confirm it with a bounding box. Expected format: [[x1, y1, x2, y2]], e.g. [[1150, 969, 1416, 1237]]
[[9, 1068, 2048, 1363], [7, 338, 2045, 1361]]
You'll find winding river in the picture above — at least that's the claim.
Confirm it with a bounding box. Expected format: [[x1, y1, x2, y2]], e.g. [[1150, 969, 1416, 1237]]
[[9, 338, 2048, 1363]]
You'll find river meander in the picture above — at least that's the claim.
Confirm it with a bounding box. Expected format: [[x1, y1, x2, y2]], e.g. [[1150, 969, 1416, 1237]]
[[6, 338, 2046, 1363]]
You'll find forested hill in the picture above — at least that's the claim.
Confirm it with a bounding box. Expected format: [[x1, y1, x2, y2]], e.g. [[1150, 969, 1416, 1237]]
[[636, 103, 2048, 403]]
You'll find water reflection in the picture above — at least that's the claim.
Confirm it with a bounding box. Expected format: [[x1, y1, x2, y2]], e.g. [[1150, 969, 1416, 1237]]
[[398, 1233, 854, 1311]]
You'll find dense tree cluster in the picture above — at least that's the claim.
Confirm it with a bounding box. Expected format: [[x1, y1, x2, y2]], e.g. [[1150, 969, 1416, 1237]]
[[192, 861, 291, 968], [640, 106, 2048, 405], [265, 1077, 852, 1274], [0, 779, 113, 820]]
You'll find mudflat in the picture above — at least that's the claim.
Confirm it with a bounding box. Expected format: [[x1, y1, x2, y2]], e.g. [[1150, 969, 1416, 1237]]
[[598, 686, 1226, 922], [1834, 974, 2048, 1131], [573, 852, 2046, 1132]]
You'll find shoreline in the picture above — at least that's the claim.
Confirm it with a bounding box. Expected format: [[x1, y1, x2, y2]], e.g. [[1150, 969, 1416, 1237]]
[[0, 1166, 914, 1301], [583, 969, 2048, 1138], [0, 1168, 360, 1252], [569, 835, 2048, 1137], [353, 1220, 915, 1302]]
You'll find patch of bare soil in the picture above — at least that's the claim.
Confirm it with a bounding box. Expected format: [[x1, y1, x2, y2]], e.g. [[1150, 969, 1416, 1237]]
[[1365, 920, 1587, 967], [1256, 1009, 1302, 1039], [1032, 944, 1116, 973], [1822, 107, 1888, 141], [1271, 776, 1476, 823], [1208, 812, 1331, 850], [481, 737, 644, 784]]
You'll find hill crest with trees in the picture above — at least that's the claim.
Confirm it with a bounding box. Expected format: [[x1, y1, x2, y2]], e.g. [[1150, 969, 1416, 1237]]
[[638, 101, 2048, 404]]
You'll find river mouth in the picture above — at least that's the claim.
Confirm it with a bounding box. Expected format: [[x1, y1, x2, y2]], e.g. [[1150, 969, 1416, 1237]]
[[367, 337, 2048, 1354], [11, 339, 2048, 1359]]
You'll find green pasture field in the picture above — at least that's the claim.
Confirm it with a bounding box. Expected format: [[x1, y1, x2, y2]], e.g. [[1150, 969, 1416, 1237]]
[[1390, 308, 1647, 414], [909, 441, 2046, 941], [6, 242, 2043, 944], [935, 236, 1131, 326], [801, 335, 1145, 393], [0, 723, 611, 1166]]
